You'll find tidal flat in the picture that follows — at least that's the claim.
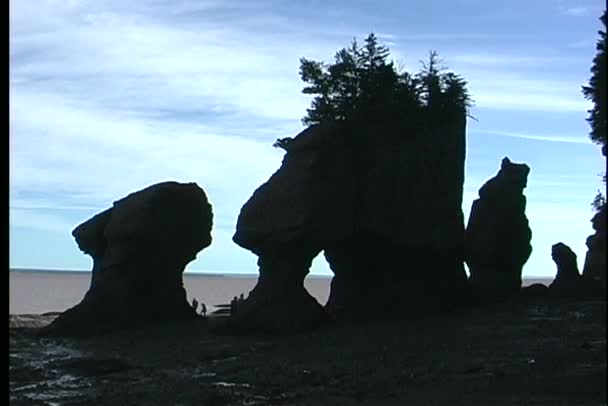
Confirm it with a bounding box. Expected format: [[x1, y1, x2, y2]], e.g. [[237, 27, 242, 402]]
[[9, 298, 606, 405]]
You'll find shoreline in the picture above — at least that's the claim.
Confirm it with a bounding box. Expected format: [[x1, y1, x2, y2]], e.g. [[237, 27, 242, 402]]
[[10, 269, 553, 316], [9, 298, 606, 405], [9, 267, 553, 281], [9, 268, 333, 279]]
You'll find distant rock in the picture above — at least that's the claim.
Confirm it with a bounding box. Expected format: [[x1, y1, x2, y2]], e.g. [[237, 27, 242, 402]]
[[465, 157, 532, 302], [548, 242, 584, 297], [232, 116, 470, 332], [519, 283, 548, 301], [41, 181, 213, 337], [581, 204, 606, 296]]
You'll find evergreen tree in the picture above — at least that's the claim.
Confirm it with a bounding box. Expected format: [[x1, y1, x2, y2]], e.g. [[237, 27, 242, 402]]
[[277, 31, 470, 152], [582, 10, 607, 148], [416, 50, 444, 108], [582, 11, 607, 211], [299, 58, 332, 126]]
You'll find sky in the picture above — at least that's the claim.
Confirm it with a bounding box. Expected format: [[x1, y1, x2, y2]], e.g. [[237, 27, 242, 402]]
[[9, 0, 606, 278]]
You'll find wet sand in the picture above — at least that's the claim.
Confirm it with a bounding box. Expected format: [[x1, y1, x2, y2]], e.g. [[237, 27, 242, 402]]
[[9, 270, 331, 315], [9, 298, 606, 405]]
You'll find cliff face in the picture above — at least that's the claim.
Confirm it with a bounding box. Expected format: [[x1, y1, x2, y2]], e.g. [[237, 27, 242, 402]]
[[232, 113, 469, 331], [233, 123, 355, 256], [234, 116, 466, 254]]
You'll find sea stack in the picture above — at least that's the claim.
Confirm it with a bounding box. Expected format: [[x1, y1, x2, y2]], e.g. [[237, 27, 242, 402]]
[[41, 181, 213, 336], [581, 204, 606, 295], [232, 113, 470, 333], [464, 157, 532, 302], [548, 242, 584, 297]]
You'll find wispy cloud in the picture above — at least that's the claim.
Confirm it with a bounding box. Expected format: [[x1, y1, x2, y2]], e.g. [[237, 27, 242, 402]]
[[568, 39, 596, 49], [560, 6, 590, 16], [481, 130, 592, 144], [556, 0, 600, 17], [10, 0, 604, 277], [388, 47, 590, 113], [9, 208, 76, 234]]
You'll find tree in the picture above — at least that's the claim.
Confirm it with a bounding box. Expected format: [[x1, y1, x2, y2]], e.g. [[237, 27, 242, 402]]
[[582, 10, 607, 147], [299, 58, 333, 126], [279, 32, 470, 149], [416, 50, 444, 108], [582, 11, 607, 211]]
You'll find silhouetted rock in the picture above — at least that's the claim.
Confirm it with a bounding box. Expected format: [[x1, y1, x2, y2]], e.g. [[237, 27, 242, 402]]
[[323, 119, 469, 318], [221, 252, 331, 334], [41, 181, 213, 336], [231, 124, 348, 333], [519, 283, 548, 301], [581, 205, 606, 295], [233, 117, 470, 331], [465, 157, 532, 303], [548, 242, 584, 297]]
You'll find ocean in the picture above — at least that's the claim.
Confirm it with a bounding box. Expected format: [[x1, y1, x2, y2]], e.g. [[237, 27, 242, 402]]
[[9, 269, 553, 316], [9, 269, 332, 315]]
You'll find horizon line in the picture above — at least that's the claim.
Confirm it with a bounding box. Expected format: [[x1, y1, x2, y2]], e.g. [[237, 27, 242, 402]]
[[8, 267, 333, 278], [8, 267, 554, 280]]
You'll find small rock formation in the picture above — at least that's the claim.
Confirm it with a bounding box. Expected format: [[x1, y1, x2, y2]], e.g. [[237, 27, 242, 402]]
[[519, 283, 548, 301], [548, 242, 583, 297], [232, 116, 470, 332], [464, 157, 532, 302], [41, 181, 213, 336], [581, 204, 606, 295]]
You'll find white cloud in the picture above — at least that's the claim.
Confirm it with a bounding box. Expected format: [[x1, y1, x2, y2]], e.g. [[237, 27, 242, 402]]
[[388, 45, 590, 114], [561, 6, 590, 16], [9, 0, 603, 278], [481, 130, 592, 144], [9, 89, 284, 225], [9, 208, 76, 234]]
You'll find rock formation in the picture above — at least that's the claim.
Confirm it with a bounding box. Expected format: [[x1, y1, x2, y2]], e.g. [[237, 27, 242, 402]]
[[232, 116, 470, 332], [548, 242, 583, 297], [581, 204, 606, 295], [42, 181, 213, 336], [464, 157, 532, 302]]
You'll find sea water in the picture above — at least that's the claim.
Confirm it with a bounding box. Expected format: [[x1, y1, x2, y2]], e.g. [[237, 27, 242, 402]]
[[9, 269, 332, 315], [9, 268, 552, 316]]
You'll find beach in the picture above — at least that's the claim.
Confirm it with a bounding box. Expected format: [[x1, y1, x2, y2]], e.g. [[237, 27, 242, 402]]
[[9, 269, 331, 316], [10, 269, 606, 405], [9, 269, 552, 316], [10, 297, 606, 405]]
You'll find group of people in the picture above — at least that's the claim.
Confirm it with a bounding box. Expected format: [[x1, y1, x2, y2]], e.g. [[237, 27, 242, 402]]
[[191, 293, 247, 318], [190, 298, 207, 317], [230, 293, 245, 314]]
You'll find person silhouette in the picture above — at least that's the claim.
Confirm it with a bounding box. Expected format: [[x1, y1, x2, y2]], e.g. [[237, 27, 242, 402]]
[[200, 302, 207, 317], [191, 298, 199, 313], [231, 296, 238, 314]]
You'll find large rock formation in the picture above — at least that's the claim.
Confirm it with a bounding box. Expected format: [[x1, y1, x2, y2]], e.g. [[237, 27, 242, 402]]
[[581, 204, 606, 295], [548, 242, 583, 297], [232, 115, 470, 332], [464, 157, 532, 302], [42, 181, 213, 336]]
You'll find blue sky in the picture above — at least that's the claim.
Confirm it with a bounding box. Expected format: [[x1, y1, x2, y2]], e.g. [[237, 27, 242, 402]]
[[9, 0, 606, 278]]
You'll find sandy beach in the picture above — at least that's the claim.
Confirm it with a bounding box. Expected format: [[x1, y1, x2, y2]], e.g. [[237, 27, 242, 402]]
[[10, 270, 604, 405], [9, 270, 331, 315]]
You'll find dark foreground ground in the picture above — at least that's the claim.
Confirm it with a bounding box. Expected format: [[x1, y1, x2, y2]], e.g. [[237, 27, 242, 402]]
[[9, 299, 607, 406]]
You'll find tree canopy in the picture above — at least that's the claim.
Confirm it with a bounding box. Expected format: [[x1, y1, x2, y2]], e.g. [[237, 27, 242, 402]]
[[582, 11, 607, 211], [582, 11, 607, 148], [296, 33, 471, 129]]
